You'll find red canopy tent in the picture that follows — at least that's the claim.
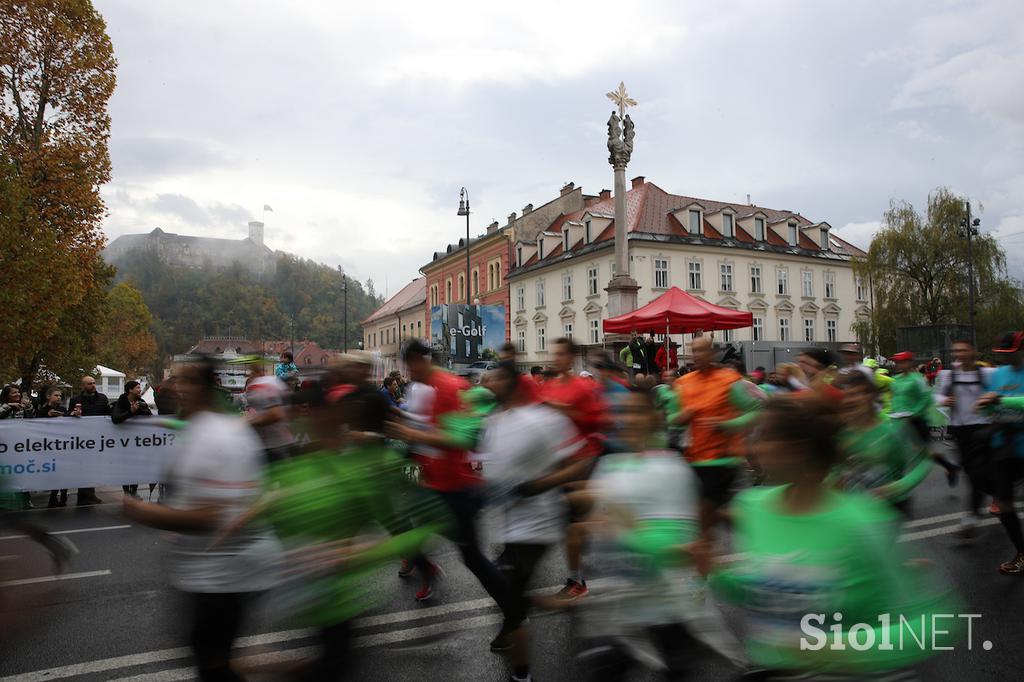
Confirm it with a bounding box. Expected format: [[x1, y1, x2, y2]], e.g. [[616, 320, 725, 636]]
[[603, 286, 752, 337]]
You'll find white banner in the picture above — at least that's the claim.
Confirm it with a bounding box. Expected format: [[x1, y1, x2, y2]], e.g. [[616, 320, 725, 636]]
[[0, 416, 179, 490]]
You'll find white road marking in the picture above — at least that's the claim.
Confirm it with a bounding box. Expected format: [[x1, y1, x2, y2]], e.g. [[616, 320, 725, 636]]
[[902, 502, 1023, 529], [0, 524, 131, 541], [0, 569, 111, 588], [104, 616, 509, 681], [899, 517, 1000, 542]]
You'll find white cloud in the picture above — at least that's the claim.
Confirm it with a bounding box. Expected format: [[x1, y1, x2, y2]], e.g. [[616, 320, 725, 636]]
[[93, 0, 1024, 294], [835, 221, 880, 252]]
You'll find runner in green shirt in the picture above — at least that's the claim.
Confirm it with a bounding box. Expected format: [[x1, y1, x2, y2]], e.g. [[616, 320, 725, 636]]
[[890, 352, 960, 486], [697, 395, 960, 679], [214, 389, 447, 679], [834, 371, 932, 511]]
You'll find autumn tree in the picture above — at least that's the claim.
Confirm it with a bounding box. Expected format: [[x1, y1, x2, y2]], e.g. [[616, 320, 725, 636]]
[[92, 282, 158, 378], [0, 0, 117, 386], [853, 187, 1020, 354]]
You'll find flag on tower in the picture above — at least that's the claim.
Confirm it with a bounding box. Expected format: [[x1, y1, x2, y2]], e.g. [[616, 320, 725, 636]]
[[263, 204, 273, 212]]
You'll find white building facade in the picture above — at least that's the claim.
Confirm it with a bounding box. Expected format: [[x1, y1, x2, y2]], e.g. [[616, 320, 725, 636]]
[[506, 178, 870, 365]]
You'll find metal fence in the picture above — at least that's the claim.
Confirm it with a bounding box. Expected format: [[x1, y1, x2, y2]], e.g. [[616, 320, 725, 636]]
[[896, 324, 974, 366]]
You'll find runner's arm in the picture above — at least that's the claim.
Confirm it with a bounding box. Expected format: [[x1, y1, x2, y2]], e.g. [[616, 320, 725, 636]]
[[717, 381, 765, 433], [122, 497, 222, 531]]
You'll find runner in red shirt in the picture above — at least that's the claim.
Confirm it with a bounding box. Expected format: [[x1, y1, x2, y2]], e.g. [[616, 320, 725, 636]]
[[539, 337, 610, 600], [387, 340, 510, 611], [498, 341, 541, 404]]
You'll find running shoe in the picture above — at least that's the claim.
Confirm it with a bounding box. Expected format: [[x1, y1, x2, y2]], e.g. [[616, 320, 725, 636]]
[[398, 559, 415, 578], [999, 552, 1024, 575], [490, 628, 514, 652], [414, 562, 443, 601], [552, 578, 588, 601]]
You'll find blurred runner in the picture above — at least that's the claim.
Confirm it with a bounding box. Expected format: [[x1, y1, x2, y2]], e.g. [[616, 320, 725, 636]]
[[539, 338, 610, 601], [573, 388, 744, 680], [933, 339, 997, 537], [214, 375, 444, 681], [386, 340, 509, 609], [974, 331, 1024, 574], [890, 351, 960, 486], [673, 337, 751, 538], [477, 361, 585, 681], [698, 395, 960, 680], [834, 371, 932, 514], [122, 356, 280, 682], [244, 360, 296, 464]]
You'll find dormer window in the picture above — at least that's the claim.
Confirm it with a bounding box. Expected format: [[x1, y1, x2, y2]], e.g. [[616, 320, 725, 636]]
[[821, 228, 830, 251], [723, 213, 734, 238], [539, 240, 545, 260], [688, 210, 702, 235], [563, 230, 570, 251], [754, 217, 765, 241], [585, 219, 592, 243], [787, 222, 798, 245]]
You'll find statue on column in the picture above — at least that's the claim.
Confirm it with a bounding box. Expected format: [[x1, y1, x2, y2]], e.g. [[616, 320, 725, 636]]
[[607, 111, 635, 168], [606, 81, 637, 169]]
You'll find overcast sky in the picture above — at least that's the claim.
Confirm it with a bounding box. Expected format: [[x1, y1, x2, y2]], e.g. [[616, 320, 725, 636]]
[[97, 0, 1024, 295]]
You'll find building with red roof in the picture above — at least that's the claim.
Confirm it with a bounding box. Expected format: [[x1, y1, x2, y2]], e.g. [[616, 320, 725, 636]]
[[505, 176, 870, 365], [361, 277, 427, 375]]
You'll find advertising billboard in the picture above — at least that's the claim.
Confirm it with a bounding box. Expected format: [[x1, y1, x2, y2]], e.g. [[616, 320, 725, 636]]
[[430, 304, 506, 368]]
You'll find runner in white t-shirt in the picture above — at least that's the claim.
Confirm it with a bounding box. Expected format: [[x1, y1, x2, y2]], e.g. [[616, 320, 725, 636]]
[[477, 361, 586, 682], [123, 357, 279, 681], [245, 370, 295, 464]]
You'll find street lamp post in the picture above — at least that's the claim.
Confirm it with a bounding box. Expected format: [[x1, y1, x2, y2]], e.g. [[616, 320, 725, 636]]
[[342, 275, 348, 354], [457, 188, 470, 305], [960, 201, 981, 347]]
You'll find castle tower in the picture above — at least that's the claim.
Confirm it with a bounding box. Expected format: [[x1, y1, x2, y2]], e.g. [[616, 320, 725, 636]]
[[248, 221, 265, 246]]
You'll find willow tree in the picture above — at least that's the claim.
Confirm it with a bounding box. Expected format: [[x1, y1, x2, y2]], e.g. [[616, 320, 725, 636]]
[[0, 0, 117, 385], [853, 187, 1019, 354]]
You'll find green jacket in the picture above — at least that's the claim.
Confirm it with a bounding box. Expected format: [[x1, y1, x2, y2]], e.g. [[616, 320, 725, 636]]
[[890, 372, 932, 418], [261, 444, 447, 626], [710, 486, 960, 673]]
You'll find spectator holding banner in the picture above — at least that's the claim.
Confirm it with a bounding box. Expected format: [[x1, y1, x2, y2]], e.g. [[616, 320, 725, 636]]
[[0, 384, 34, 419], [35, 386, 69, 508], [66, 375, 109, 505], [112, 380, 153, 498]]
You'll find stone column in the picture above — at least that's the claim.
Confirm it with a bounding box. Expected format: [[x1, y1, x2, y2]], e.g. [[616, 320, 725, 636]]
[[605, 163, 639, 318], [604, 106, 639, 319]]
